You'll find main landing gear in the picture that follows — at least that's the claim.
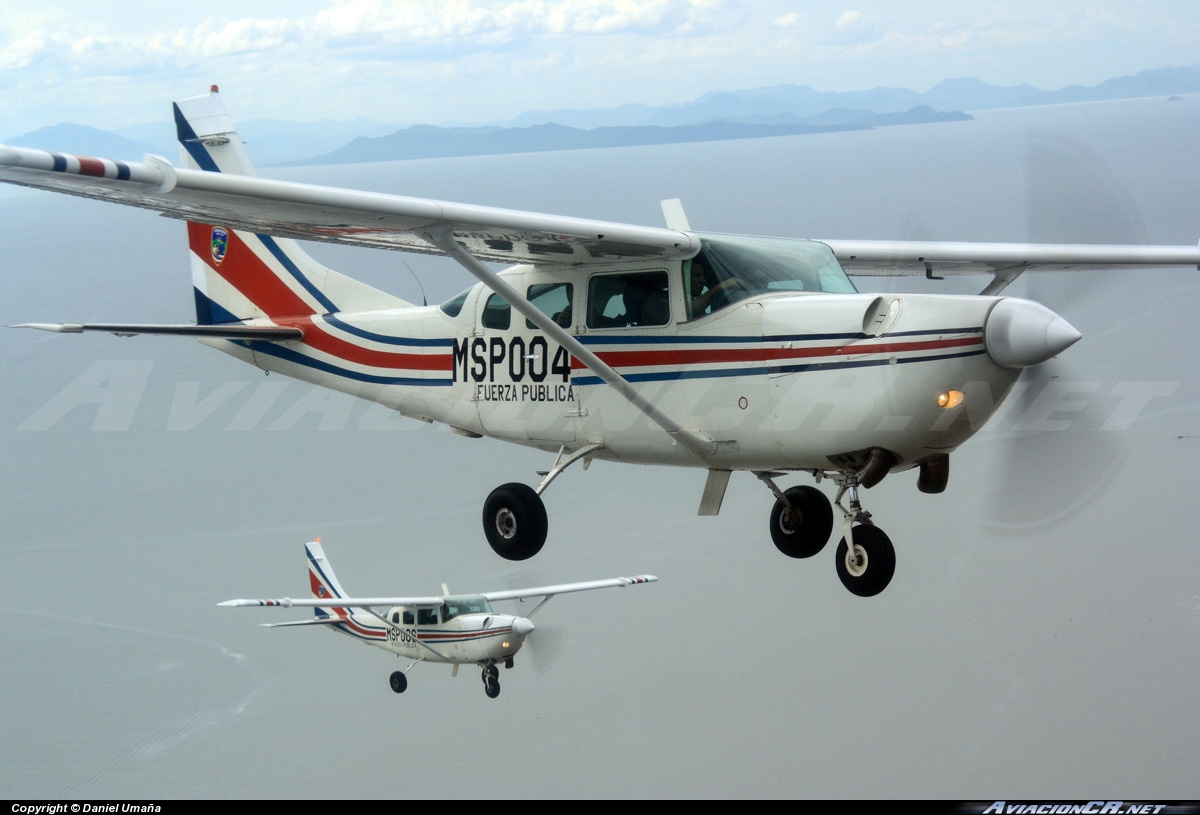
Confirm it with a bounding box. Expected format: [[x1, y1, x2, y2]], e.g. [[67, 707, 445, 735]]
[[760, 471, 896, 597], [482, 443, 602, 561]]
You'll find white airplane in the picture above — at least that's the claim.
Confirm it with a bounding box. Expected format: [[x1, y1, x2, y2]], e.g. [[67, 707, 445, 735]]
[[4, 87, 1199, 597], [220, 540, 656, 698]]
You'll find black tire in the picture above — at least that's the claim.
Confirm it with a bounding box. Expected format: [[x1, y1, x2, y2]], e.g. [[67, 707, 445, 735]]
[[769, 485, 834, 558], [484, 676, 501, 699], [835, 525, 896, 597], [389, 670, 408, 694], [482, 483, 548, 561]]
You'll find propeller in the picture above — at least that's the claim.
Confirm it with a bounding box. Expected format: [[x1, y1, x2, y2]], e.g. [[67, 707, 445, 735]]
[[522, 621, 567, 676], [502, 570, 568, 675], [979, 126, 1149, 535]]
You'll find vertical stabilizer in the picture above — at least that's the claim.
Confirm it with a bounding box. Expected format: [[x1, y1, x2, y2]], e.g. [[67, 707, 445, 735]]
[[174, 88, 410, 325], [305, 541, 352, 612]]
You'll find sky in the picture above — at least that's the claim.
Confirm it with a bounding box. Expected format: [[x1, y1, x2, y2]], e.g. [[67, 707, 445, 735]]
[[2, 1, 1200, 134]]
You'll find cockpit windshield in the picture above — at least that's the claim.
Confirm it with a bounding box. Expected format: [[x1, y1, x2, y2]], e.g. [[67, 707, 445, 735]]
[[441, 595, 493, 622], [686, 235, 856, 319]]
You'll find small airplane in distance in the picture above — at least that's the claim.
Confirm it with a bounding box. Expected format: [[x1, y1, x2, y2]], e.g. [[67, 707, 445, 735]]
[[220, 540, 657, 698], [5, 87, 1200, 597]]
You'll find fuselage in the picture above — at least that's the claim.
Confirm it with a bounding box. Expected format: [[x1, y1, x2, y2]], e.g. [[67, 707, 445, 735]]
[[328, 596, 531, 665], [206, 237, 1032, 480]]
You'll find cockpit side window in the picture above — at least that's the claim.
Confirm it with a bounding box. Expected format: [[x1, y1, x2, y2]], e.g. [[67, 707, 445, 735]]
[[685, 236, 857, 320], [417, 608, 439, 625], [440, 596, 493, 622]]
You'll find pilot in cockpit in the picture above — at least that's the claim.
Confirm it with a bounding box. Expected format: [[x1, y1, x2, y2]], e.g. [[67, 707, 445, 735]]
[[689, 255, 746, 317]]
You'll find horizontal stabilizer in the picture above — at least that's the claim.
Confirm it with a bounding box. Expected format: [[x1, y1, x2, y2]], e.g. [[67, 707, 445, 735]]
[[261, 617, 341, 628], [12, 323, 303, 340]]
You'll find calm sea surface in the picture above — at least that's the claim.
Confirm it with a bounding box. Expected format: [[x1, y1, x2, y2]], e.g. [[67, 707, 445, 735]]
[[2, 97, 1198, 798]]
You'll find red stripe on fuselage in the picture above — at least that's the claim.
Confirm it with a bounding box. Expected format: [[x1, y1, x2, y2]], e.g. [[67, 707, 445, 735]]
[[278, 316, 452, 371], [189, 223, 451, 372], [569, 336, 983, 370]]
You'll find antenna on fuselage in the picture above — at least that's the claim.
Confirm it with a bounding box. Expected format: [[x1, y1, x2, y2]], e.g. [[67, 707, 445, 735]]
[[402, 258, 428, 306]]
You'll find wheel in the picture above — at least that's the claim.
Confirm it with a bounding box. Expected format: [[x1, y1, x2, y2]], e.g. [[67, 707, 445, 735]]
[[769, 485, 834, 558], [482, 483, 548, 561], [389, 670, 408, 694], [835, 525, 896, 597], [485, 664, 499, 680], [484, 676, 501, 699]]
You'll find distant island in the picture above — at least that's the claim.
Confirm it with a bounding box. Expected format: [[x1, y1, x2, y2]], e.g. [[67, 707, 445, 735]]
[[5, 63, 1197, 166], [300, 107, 971, 165]]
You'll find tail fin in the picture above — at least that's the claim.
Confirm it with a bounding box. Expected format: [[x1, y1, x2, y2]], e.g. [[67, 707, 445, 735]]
[[175, 88, 410, 325], [305, 540, 352, 616]]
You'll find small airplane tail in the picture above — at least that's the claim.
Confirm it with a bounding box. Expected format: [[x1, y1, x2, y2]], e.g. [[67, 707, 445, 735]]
[[305, 540, 353, 616], [174, 88, 410, 325]]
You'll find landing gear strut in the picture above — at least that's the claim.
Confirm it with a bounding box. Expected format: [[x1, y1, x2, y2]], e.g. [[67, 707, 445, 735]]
[[759, 471, 896, 597], [482, 662, 501, 699], [830, 474, 895, 597]]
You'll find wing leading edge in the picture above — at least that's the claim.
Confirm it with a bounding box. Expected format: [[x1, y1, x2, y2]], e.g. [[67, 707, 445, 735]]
[[0, 141, 699, 266]]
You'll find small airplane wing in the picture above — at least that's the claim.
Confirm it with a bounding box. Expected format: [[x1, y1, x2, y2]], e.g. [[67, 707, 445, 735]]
[[0, 143, 698, 266], [219, 596, 445, 609], [823, 238, 1200, 294], [480, 575, 658, 603]]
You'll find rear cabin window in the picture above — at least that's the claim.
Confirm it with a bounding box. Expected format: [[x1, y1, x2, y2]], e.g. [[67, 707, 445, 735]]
[[440, 288, 471, 318], [587, 271, 670, 329], [481, 292, 511, 330]]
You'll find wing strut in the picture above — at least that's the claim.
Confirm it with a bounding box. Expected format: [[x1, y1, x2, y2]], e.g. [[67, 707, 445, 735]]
[[420, 228, 717, 460], [979, 264, 1028, 296]]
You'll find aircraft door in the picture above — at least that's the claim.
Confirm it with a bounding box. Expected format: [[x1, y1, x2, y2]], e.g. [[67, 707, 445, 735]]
[[472, 275, 578, 444]]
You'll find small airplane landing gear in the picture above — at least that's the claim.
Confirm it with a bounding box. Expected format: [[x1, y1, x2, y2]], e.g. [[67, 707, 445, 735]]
[[831, 474, 895, 597], [389, 670, 408, 694], [767, 484, 834, 558], [482, 662, 501, 698], [482, 483, 547, 561], [836, 525, 896, 597]]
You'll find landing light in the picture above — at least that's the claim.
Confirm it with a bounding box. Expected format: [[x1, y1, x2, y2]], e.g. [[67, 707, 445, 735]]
[[937, 389, 964, 410], [502, 641, 511, 649]]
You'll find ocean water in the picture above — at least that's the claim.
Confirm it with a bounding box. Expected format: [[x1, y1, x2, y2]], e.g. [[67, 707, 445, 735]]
[[1, 96, 1199, 798]]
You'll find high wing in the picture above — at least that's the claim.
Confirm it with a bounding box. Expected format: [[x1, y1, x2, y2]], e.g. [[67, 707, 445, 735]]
[[0, 143, 698, 266], [823, 238, 1200, 295], [480, 575, 658, 603], [219, 596, 445, 609]]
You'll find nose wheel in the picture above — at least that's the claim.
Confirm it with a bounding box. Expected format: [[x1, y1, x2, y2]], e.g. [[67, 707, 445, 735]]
[[482, 663, 501, 698], [835, 524, 895, 597], [831, 476, 895, 596]]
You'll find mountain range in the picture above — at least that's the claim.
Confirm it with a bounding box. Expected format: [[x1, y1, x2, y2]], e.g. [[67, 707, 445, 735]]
[[4, 64, 1197, 166]]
